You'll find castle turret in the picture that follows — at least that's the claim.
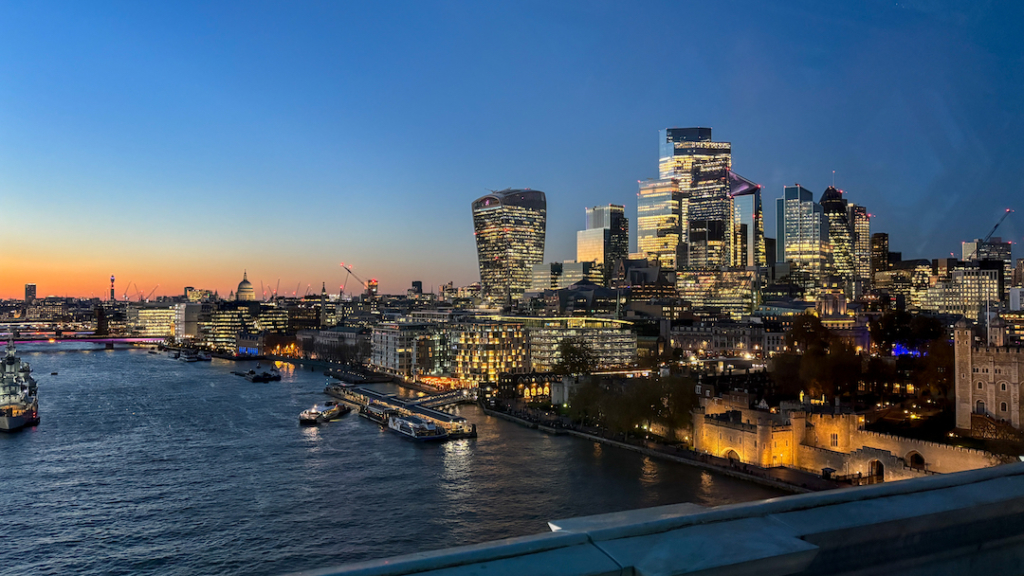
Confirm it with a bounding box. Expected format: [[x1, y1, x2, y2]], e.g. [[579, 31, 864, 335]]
[[990, 317, 1006, 347], [954, 318, 974, 430]]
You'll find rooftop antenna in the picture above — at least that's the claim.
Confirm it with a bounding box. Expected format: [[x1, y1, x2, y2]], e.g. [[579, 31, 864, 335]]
[[832, 170, 835, 188]]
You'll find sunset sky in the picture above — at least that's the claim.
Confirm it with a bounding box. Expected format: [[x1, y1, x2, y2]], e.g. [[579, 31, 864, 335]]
[[2, 1, 1021, 299]]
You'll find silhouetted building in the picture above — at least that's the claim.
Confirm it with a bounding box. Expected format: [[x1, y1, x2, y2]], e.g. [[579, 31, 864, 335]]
[[24, 284, 36, 303]]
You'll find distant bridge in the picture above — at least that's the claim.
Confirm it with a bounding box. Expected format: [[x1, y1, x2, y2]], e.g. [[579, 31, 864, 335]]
[[2, 335, 163, 345]]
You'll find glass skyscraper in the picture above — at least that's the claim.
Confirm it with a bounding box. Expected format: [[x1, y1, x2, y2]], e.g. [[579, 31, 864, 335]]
[[776, 184, 827, 294], [848, 204, 871, 289], [637, 178, 686, 270], [577, 204, 628, 285], [819, 186, 855, 288], [729, 170, 765, 268], [658, 127, 732, 268], [472, 189, 547, 304]]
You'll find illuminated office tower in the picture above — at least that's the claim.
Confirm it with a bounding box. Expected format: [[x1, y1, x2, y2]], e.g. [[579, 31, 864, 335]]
[[24, 283, 36, 303], [658, 128, 733, 268], [819, 186, 855, 287], [577, 204, 628, 285], [729, 171, 765, 268], [848, 204, 871, 288], [963, 237, 1013, 301], [637, 178, 686, 269], [871, 233, 890, 281], [472, 189, 547, 303], [776, 185, 827, 294]]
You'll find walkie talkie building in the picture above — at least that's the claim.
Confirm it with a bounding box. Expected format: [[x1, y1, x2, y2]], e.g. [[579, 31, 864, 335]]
[[472, 189, 547, 304]]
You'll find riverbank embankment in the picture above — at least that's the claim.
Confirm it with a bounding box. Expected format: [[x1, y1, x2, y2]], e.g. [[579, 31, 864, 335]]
[[480, 406, 823, 494]]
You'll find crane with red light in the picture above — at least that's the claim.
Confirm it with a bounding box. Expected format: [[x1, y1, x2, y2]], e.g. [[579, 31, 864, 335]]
[[965, 208, 1014, 261]]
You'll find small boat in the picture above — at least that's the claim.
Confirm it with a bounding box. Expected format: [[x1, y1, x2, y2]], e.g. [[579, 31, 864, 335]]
[[387, 414, 448, 442], [178, 350, 199, 363], [300, 402, 351, 425], [299, 406, 322, 425], [50, 372, 58, 376], [196, 352, 212, 361]]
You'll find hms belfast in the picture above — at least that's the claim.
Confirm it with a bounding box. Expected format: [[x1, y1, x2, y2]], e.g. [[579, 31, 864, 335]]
[[0, 338, 39, 432]]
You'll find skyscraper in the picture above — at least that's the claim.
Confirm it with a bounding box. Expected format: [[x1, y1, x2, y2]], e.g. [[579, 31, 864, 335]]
[[658, 128, 733, 268], [729, 171, 765, 268], [776, 185, 827, 294], [472, 189, 547, 304], [871, 233, 890, 281], [24, 283, 36, 303], [637, 178, 686, 269], [848, 204, 871, 288], [819, 186, 855, 288], [577, 204, 628, 285]]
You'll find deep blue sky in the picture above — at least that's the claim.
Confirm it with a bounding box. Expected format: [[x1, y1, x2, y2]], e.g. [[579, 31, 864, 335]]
[[1, 1, 1021, 297]]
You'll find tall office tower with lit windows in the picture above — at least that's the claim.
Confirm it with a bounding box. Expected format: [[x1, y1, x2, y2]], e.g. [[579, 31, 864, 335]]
[[819, 186, 855, 289], [658, 128, 733, 268], [729, 171, 765, 268], [871, 233, 890, 282], [472, 189, 547, 304], [848, 204, 871, 288], [637, 178, 686, 269], [24, 283, 36, 303], [776, 184, 827, 294], [577, 204, 628, 286]]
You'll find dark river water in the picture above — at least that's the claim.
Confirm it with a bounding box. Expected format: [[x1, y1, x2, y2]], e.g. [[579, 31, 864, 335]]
[[0, 344, 784, 575]]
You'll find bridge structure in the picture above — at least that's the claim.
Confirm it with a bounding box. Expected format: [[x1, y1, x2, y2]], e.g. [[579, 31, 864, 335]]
[[290, 461, 1024, 576], [1, 334, 163, 345]]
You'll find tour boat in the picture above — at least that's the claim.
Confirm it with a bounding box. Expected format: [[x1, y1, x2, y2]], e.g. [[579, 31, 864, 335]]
[[0, 338, 39, 432], [386, 414, 448, 442], [359, 402, 394, 426]]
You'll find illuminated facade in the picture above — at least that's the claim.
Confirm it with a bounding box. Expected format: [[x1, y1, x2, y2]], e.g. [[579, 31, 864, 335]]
[[530, 262, 601, 292], [776, 185, 827, 295], [637, 178, 686, 270], [922, 267, 1000, 321], [730, 171, 765, 268], [576, 204, 628, 285], [963, 237, 1013, 301], [453, 322, 529, 385], [676, 269, 759, 319], [873, 260, 932, 309], [819, 187, 855, 288], [527, 318, 636, 373], [370, 323, 436, 379], [129, 305, 176, 337], [658, 128, 733, 268], [472, 189, 547, 304], [848, 204, 871, 289], [871, 232, 890, 280]]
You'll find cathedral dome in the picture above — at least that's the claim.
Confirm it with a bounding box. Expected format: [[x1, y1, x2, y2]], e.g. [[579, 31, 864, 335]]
[[236, 271, 256, 301]]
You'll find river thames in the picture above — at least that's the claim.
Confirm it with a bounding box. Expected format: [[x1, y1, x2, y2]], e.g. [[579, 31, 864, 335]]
[[0, 343, 785, 575]]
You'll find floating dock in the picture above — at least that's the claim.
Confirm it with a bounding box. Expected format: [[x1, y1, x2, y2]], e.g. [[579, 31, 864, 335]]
[[325, 384, 478, 439]]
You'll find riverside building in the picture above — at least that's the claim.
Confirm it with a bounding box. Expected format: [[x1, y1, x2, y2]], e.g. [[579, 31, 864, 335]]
[[471, 189, 547, 305]]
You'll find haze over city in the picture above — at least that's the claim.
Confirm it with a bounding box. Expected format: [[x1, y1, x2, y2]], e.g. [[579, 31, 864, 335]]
[[2, 1, 1021, 299]]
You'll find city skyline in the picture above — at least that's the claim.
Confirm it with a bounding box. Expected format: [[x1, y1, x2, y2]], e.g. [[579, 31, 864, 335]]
[[2, 2, 1022, 299]]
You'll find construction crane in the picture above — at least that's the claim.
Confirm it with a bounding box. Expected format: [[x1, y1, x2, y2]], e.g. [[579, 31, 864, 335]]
[[145, 285, 159, 302], [339, 263, 369, 298], [965, 208, 1014, 261], [260, 280, 265, 302], [274, 279, 281, 302], [121, 279, 133, 301]]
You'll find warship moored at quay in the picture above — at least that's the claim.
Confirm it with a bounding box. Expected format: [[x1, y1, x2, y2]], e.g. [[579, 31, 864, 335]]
[[0, 338, 39, 432]]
